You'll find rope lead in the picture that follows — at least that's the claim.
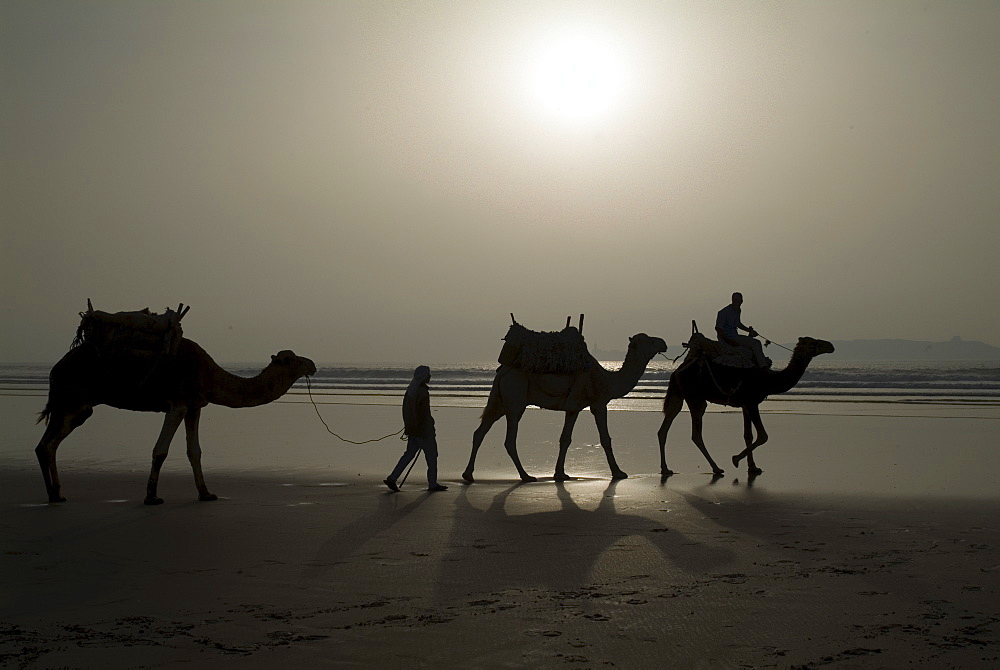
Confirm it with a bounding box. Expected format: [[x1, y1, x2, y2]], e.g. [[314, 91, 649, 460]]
[[755, 331, 795, 353], [305, 376, 404, 445]]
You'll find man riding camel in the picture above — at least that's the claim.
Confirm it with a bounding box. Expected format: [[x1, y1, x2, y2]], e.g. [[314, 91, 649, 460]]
[[715, 292, 771, 368]]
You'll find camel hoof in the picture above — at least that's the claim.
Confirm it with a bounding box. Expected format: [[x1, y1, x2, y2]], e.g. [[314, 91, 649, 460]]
[[48, 496, 67, 503], [712, 469, 725, 476], [520, 475, 538, 483], [144, 496, 164, 505], [611, 471, 629, 480], [199, 493, 218, 502], [749, 467, 763, 476], [731, 455, 741, 467], [554, 473, 571, 481], [660, 469, 674, 476], [461, 471, 475, 483]]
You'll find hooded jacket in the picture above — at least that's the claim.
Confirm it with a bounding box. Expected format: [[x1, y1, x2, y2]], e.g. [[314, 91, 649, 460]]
[[402, 365, 435, 438]]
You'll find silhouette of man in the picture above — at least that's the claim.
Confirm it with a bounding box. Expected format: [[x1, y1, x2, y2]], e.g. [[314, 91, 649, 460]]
[[385, 365, 448, 492], [715, 292, 771, 368]]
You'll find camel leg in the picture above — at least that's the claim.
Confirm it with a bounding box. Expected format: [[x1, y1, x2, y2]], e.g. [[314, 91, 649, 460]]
[[736, 408, 754, 470], [183, 407, 217, 501], [463, 415, 500, 483], [34, 405, 93, 503], [145, 407, 185, 505], [503, 409, 536, 482], [733, 407, 764, 475], [688, 399, 724, 475], [591, 404, 627, 480], [553, 411, 580, 481], [657, 391, 684, 475], [732, 404, 767, 474]]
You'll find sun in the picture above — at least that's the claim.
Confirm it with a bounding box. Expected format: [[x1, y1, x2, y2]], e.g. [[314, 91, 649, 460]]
[[528, 31, 628, 123]]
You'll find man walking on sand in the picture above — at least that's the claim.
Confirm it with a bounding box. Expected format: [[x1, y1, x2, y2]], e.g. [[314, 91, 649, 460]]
[[716, 292, 771, 368], [385, 365, 448, 492]]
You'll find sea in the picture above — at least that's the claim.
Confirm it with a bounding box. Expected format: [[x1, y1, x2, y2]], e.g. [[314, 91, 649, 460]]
[[4, 358, 999, 419]]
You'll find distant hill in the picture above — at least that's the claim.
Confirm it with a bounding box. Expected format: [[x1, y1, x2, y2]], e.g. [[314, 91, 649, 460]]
[[593, 337, 1000, 361], [824, 337, 1000, 361]]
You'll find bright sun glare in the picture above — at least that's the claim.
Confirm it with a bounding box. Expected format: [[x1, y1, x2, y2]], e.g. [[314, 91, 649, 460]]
[[529, 32, 628, 124]]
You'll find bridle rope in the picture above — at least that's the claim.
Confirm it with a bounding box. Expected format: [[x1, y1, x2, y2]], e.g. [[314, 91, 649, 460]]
[[305, 376, 404, 444]]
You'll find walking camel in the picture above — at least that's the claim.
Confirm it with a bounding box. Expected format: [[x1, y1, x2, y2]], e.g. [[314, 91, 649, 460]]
[[657, 336, 834, 476], [35, 338, 316, 504], [463, 333, 667, 483]]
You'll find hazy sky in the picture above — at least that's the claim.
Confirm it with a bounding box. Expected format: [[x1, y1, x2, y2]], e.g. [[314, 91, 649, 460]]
[[3, 1, 999, 363]]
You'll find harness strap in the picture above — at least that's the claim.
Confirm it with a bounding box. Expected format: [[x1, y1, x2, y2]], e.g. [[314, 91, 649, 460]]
[[700, 358, 742, 404]]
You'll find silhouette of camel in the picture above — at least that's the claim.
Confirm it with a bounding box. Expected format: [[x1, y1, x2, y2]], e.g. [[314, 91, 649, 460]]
[[463, 333, 667, 483], [34, 339, 316, 504], [657, 337, 834, 476]]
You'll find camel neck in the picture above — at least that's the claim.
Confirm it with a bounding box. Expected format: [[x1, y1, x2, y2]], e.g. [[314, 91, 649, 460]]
[[206, 361, 295, 409], [606, 348, 651, 399], [767, 350, 813, 395]]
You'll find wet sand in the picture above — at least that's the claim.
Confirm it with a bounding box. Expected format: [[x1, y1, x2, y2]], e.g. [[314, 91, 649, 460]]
[[2, 395, 999, 668]]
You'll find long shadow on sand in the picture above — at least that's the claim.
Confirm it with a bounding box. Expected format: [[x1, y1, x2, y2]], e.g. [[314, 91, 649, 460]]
[[672, 482, 1000, 665], [300, 491, 433, 582], [434, 479, 736, 600]]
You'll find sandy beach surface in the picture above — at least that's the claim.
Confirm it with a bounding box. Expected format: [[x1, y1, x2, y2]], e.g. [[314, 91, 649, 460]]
[[2, 394, 999, 668]]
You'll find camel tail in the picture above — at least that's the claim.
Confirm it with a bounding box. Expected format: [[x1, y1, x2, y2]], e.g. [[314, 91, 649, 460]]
[[36, 405, 50, 425], [479, 379, 506, 423], [661, 374, 681, 415]]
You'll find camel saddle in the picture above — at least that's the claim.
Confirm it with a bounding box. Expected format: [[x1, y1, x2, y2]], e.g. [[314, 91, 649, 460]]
[[498, 322, 594, 374], [72, 301, 188, 357], [682, 332, 757, 369]]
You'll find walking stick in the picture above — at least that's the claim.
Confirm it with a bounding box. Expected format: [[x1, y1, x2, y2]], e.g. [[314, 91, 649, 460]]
[[397, 445, 421, 488]]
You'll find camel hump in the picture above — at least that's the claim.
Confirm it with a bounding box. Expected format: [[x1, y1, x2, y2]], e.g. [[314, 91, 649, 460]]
[[498, 322, 594, 374], [685, 332, 757, 369], [73, 303, 186, 356]]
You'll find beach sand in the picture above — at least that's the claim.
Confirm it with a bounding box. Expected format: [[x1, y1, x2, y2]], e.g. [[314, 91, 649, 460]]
[[2, 395, 998, 668]]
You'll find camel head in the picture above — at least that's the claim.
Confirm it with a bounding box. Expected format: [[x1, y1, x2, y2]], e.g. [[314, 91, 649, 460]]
[[793, 337, 835, 359], [628, 333, 668, 360], [270, 350, 318, 378]]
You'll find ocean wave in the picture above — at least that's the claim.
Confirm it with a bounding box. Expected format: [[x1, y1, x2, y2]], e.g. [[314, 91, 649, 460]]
[[5, 360, 999, 404]]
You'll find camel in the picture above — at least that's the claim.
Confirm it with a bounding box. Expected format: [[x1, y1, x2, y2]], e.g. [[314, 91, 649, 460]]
[[463, 333, 668, 483], [657, 336, 834, 476], [34, 338, 316, 504]]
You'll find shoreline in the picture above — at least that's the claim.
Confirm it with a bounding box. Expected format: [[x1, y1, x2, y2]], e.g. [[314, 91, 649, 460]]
[[5, 396, 999, 499]]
